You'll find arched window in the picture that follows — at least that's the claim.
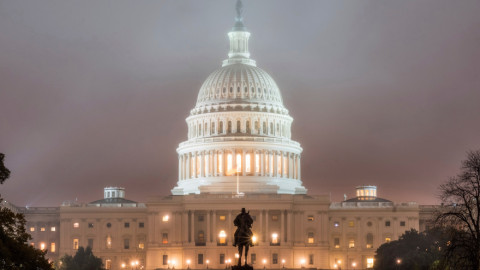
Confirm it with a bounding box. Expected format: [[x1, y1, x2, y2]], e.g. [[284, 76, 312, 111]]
[[366, 233, 373, 249], [236, 121, 241, 133], [255, 121, 259, 133], [263, 122, 267, 134], [204, 123, 208, 135], [227, 121, 232, 134], [270, 123, 274, 135], [246, 121, 251, 133], [211, 122, 215, 134], [219, 121, 224, 134]]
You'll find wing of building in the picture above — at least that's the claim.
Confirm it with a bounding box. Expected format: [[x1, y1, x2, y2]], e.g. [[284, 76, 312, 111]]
[[15, 1, 436, 269]]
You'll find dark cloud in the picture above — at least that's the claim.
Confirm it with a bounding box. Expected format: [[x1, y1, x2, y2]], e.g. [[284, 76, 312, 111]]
[[1, 0, 479, 206]]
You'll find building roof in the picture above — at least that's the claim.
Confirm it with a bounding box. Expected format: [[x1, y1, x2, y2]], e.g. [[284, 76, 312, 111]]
[[89, 197, 138, 205], [344, 196, 392, 203]]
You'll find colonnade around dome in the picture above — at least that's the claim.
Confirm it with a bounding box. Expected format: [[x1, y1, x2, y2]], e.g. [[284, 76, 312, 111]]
[[178, 149, 301, 181]]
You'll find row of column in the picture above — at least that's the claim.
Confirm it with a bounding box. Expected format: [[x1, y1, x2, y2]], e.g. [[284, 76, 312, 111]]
[[178, 150, 300, 181], [163, 210, 299, 245]]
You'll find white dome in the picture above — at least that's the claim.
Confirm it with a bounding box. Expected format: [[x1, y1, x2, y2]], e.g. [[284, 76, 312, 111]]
[[195, 63, 285, 110]]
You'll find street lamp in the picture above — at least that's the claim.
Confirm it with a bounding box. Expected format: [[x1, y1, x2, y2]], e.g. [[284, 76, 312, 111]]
[[172, 260, 176, 270], [187, 259, 191, 270], [206, 260, 210, 269], [121, 263, 126, 269], [337, 260, 341, 270], [262, 259, 267, 269], [396, 258, 402, 270], [281, 259, 285, 269], [352, 262, 357, 270], [300, 259, 306, 268]]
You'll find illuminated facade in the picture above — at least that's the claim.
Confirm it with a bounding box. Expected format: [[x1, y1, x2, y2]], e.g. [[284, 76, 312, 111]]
[[17, 1, 431, 270]]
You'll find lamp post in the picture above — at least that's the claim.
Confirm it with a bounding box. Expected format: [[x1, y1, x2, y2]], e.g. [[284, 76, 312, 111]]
[[167, 260, 170, 270], [130, 260, 139, 270], [206, 260, 210, 269], [187, 259, 191, 270], [337, 260, 341, 270], [352, 262, 357, 270], [121, 263, 126, 269], [172, 260, 176, 270], [396, 258, 402, 270], [263, 259, 267, 270], [281, 259, 285, 269], [300, 259, 305, 269]]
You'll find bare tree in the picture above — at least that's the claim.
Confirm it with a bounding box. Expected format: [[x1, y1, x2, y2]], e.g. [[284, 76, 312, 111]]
[[437, 150, 480, 270]]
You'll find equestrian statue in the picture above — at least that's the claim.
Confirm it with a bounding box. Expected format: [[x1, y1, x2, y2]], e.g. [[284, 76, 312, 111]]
[[232, 208, 254, 270]]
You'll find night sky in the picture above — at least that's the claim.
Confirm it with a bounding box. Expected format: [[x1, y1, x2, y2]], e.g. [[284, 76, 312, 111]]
[[1, 0, 479, 206]]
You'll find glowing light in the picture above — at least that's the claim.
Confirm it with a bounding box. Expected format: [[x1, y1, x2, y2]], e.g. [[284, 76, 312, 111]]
[[235, 254, 239, 259], [121, 263, 126, 268], [262, 259, 267, 264], [396, 259, 402, 264], [206, 260, 210, 264], [187, 259, 191, 265], [40, 242, 45, 250], [252, 235, 257, 244], [352, 262, 357, 267], [163, 215, 169, 222]]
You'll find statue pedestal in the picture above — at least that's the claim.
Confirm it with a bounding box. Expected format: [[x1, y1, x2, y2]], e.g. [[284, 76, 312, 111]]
[[232, 265, 253, 270]]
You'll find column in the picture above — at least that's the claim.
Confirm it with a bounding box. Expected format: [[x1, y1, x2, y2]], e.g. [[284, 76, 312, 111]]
[[221, 150, 226, 176], [281, 210, 285, 244], [289, 154, 293, 179], [186, 154, 191, 179], [287, 211, 292, 243], [298, 156, 301, 179], [200, 151, 205, 177], [193, 152, 197, 178], [183, 211, 189, 243], [178, 155, 182, 181], [232, 149, 237, 174], [265, 210, 269, 243], [260, 150, 265, 176], [214, 151, 218, 176], [259, 210, 263, 243], [273, 151, 277, 177], [212, 211, 217, 243], [190, 211, 195, 243], [207, 211, 211, 243], [228, 211, 232, 244]]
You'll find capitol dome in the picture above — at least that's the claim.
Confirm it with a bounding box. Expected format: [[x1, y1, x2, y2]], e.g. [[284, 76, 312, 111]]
[[172, 0, 306, 195]]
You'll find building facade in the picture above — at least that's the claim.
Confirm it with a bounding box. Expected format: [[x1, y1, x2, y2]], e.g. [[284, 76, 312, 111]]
[[16, 1, 432, 270]]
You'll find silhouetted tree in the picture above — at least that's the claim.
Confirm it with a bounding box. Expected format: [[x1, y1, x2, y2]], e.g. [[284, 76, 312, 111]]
[[58, 246, 104, 270], [0, 153, 10, 184], [0, 153, 53, 269], [374, 229, 447, 270], [436, 150, 480, 270]]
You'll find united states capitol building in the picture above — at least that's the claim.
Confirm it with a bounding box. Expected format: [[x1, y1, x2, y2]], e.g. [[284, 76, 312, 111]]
[[10, 2, 435, 270]]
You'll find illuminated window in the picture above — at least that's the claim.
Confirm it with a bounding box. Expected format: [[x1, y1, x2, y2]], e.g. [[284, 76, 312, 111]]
[[163, 215, 169, 222], [366, 258, 374, 268], [271, 215, 278, 221], [50, 243, 56, 252], [307, 232, 314, 243], [385, 237, 391, 243], [162, 233, 169, 244], [30, 227, 35, 232], [73, 222, 79, 228], [40, 227, 45, 232], [236, 153, 242, 172], [219, 230, 226, 244], [271, 233, 278, 244], [50, 226, 56, 231], [105, 259, 112, 270], [334, 222, 340, 228], [366, 233, 373, 249], [349, 239, 355, 248], [198, 231, 205, 242], [255, 154, 260, 173], [307, 216, 314, 221], [138, 242, 145, 249], [40, 242, 46, 250], [106, 236, 112, 249], [245, 154, 251, 173], [73, 239, 79, 250], [334, 237, 340, 248], [348, 221, 355, 227], [219, 215, 226, 221]]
